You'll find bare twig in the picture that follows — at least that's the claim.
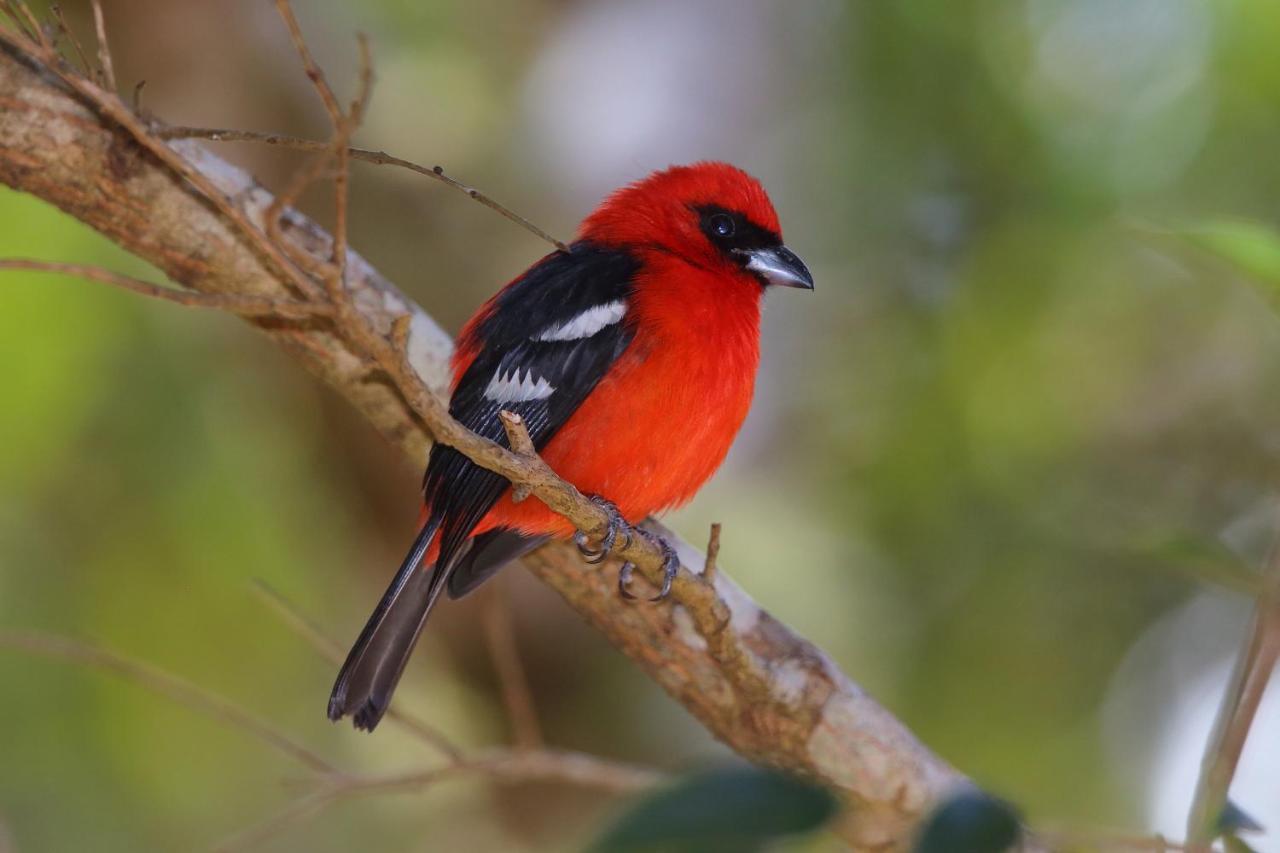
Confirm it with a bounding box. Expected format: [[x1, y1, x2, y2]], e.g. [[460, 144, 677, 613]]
[[0, 1, 35, 42], [156, 125, 571, 252], [482, 582, 544, 749], [273, 0, 341, 121], [329, 33, 373, 283], [0, 259, 329, 318], [0, 24, 325, 304], [0, 631, 336, 775], [498, 410, 536, 457], [1186, 518, 1280, 846], [703, 522, 722, 584], [49, 5, 90, 78], [89, 0, 114, 91], [249, 580, 461, 761], [262, 7, 374, 294], [7, 0, 45, 49], [212, 748, 661, 852], [499, 410, 536, 502]]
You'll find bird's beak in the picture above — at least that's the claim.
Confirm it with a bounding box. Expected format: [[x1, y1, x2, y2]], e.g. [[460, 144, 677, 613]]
[[742, 245, 815, 290]]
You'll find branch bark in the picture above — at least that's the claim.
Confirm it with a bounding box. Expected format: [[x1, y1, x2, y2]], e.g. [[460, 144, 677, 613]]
[[0, 35, 967, 850]]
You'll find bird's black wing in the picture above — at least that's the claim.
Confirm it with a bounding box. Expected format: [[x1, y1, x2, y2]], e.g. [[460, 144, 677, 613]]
[[427, 241, 640, 575]]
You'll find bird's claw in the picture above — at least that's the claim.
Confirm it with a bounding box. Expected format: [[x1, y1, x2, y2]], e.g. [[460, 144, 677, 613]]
[[575, 495, 630, 565], [617, 532, 679, 603]]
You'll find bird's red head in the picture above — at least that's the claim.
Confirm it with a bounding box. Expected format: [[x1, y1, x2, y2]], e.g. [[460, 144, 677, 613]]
[[578, 162, 813, 291]]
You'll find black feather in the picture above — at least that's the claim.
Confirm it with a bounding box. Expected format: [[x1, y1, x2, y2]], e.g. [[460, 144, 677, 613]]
[[327, 514, 447, 731], [447, 529, 552, 600]]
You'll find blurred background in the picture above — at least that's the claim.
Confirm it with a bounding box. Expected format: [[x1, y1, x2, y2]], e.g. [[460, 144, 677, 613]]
[[2, 0, 1279, 850]]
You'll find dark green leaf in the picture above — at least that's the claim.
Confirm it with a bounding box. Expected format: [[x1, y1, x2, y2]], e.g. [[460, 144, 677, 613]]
[[589, 765, 838, 853], [914, 788, 1022, 853]]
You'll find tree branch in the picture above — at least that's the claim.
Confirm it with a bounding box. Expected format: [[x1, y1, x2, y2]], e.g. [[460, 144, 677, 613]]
[[154, 126, 571, 252], [0, 17, 968, 851]]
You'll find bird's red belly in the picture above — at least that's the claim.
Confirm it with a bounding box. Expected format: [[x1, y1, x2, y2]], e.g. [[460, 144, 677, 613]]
[[476, 328, 758, 538]]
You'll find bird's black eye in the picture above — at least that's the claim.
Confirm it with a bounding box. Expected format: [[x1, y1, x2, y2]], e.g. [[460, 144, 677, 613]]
[[710, 213, 735, 238], [695, 204, 779, 259]]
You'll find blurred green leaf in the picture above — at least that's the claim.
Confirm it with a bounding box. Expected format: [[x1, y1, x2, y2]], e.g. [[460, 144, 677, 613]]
[[914, 789, 1021, 853], [590, 766, 838, 853], [1183, 218, 1280, 287]]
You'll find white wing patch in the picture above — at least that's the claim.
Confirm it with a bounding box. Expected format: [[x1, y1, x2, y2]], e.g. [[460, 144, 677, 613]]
[[484, 367, 555, 404], [534, 300, 627, 342]]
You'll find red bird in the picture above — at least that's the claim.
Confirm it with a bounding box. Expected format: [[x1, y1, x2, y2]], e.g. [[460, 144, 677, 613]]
[[329, 162, 813, 730]]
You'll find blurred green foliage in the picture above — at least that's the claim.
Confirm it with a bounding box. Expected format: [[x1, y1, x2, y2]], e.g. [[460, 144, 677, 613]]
[[3, 0, 1280, 850]]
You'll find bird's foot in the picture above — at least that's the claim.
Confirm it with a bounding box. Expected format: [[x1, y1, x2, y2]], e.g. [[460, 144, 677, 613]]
[[574, 495, 631, 565], [618, 529, 679, 602]]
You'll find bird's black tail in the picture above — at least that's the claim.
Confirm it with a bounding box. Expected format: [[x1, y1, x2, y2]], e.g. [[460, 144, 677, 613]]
[[327, 514, 450, 731]]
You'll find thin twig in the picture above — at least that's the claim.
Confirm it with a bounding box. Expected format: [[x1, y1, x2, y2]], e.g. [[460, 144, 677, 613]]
[[273, 0, 342, 121], [248, 580, 461, 761], [482, 582, 544, 750], [49, 5, 90, 78], [263, 5, 372, 289], [498, 410, 537, 457], [155, 125, 571, 252], [0, 1, 36, 42], [7, 0, 46, 50], [0, 259, 330, 318], [328, 32, 373, 283], [89, 0, 115, 92], [499, 410, 536, 502], [0, 630, 337, 775], [1186, 516, 1280, 845], [211, 748, 661, 852], [0, 25, 325, 304], [703, 522, 722, 584]]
